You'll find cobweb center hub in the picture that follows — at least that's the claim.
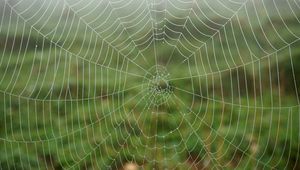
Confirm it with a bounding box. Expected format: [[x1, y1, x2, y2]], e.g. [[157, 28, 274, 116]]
[[150, 77, 169, 93], [143, 65, 173, 106]]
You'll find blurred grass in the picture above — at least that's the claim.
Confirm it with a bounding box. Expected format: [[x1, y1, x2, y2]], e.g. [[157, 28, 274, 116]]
[[1, 0, 300, 169]]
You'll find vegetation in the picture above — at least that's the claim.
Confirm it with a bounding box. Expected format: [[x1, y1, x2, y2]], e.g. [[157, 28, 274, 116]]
[[0, 0, 300, 169]]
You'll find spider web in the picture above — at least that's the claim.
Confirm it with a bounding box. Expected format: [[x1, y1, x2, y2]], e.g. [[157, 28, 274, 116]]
[[0, 0, 300, 169]]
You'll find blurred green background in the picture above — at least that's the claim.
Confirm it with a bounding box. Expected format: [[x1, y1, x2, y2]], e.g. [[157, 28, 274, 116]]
[[0, 0, 300, 169]]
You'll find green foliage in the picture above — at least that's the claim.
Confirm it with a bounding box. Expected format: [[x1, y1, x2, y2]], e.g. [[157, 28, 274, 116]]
[[1, 0, 300, 169]]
